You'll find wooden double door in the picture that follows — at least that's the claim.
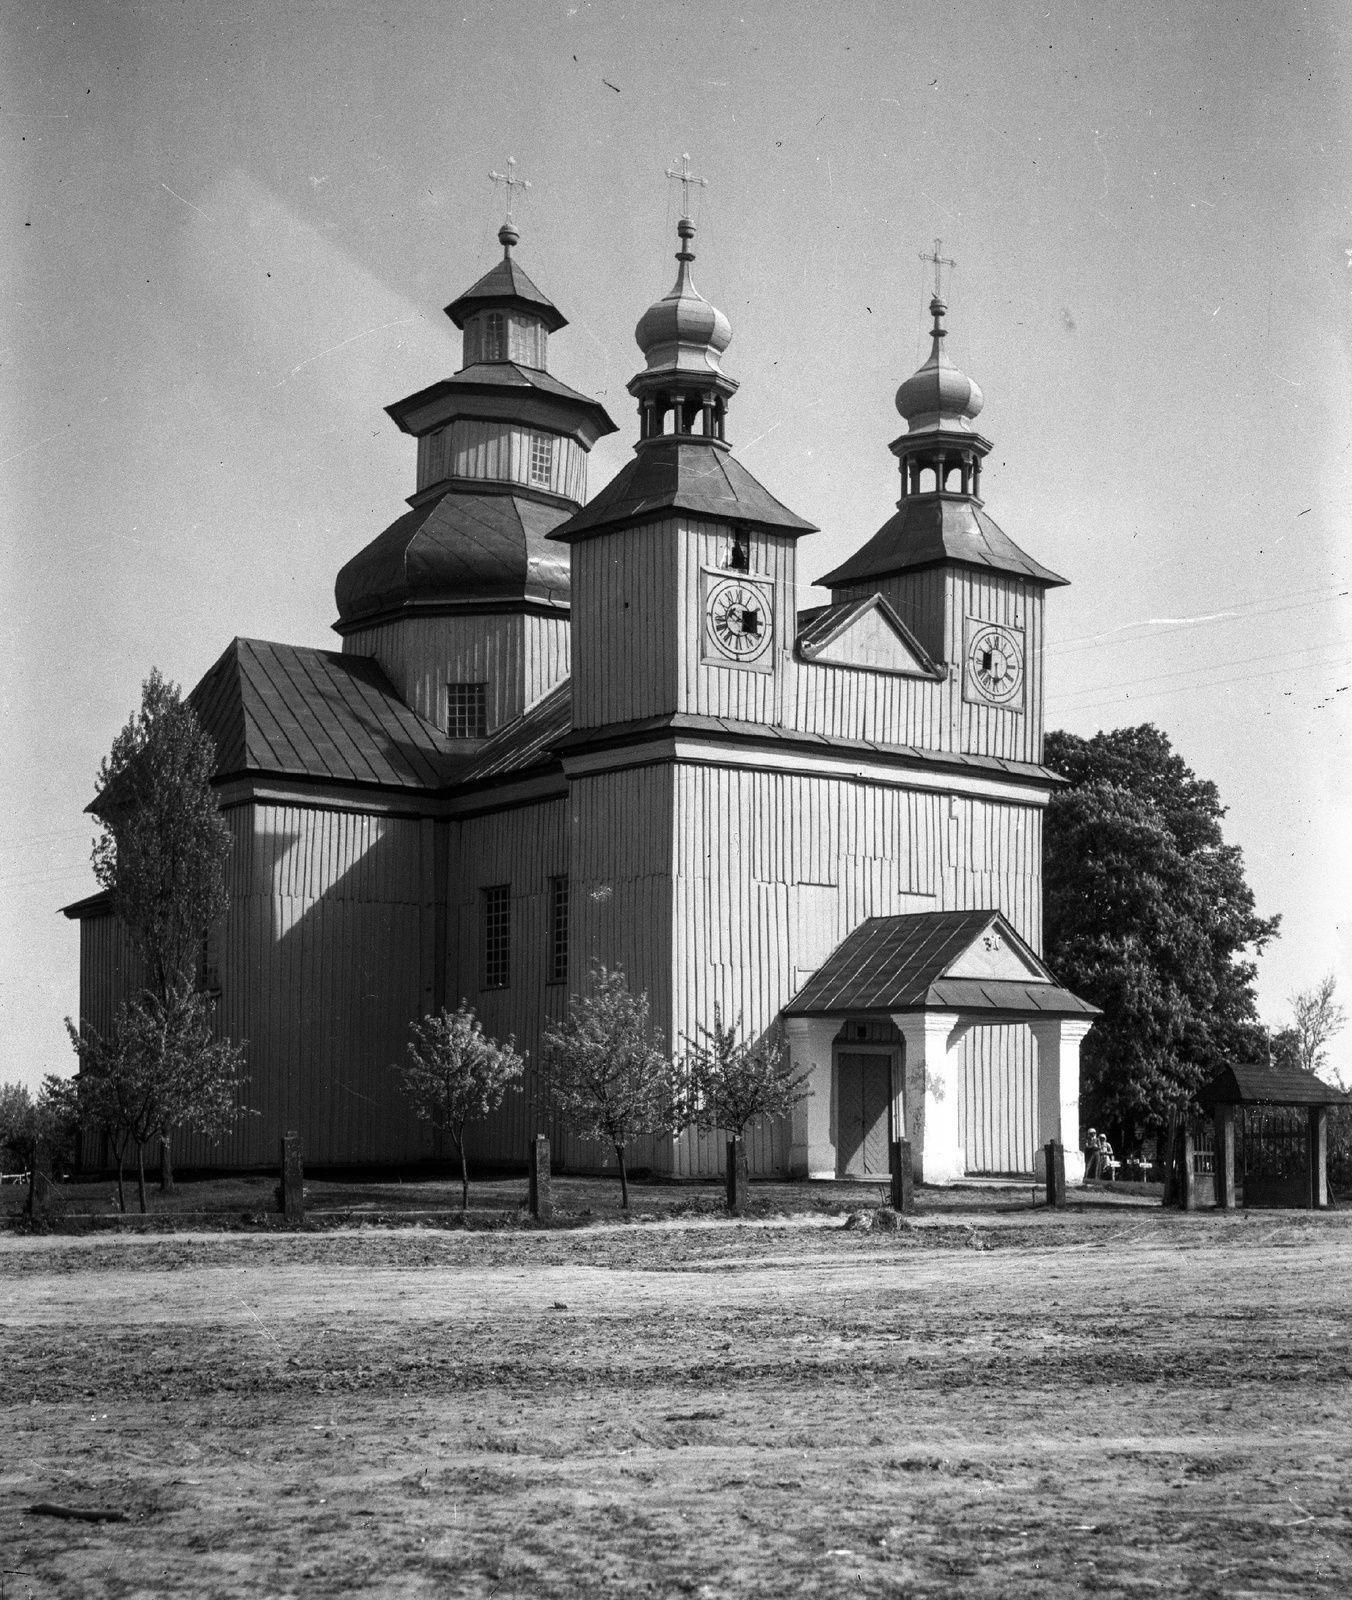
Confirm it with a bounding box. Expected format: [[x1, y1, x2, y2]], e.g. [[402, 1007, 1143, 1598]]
[[837, 1052, 895, 1177]]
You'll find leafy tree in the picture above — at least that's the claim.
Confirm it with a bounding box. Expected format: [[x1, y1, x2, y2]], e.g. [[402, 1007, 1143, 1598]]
[[1043, 724, 1279, 1141], [542, 966, 680, 1209], [67, 983, 249, 1214], [89, 669, 234, 1185], [400, 1003, 526, 1210], [683, 1008, 811, 1142], [1280, 973, 1346, 1082], [0, 1076, 79, 1179]]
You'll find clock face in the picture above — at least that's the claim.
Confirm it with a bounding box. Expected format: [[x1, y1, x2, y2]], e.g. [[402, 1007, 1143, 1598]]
[[964, 620, 1025, 708], [705, 577, 773, 665]]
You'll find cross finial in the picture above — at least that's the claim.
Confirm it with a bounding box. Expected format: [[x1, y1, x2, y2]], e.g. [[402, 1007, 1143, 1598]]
[[920, 237, 957, 300], [489, 156, 531, 224], [664, 152, 709, 218]]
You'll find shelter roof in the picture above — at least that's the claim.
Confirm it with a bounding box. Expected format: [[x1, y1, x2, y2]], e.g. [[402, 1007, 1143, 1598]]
[[443, 254, 567, 332], [1198, 1062, 1352, 1108], [818, 497, 1066, 590], [785, 910, 1098, 1018], [187, 638, 454, 792], [334, 487, 574, 627], [60, 889, 113, 920], [550, 438, 817, 542]]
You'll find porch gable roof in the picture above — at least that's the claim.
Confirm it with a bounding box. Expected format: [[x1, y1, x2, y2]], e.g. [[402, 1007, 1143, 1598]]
[[784, 909, 1099, 1019]]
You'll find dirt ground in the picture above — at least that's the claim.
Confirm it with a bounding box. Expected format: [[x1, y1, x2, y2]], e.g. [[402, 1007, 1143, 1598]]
[[2, 1209, 1350, 1598]]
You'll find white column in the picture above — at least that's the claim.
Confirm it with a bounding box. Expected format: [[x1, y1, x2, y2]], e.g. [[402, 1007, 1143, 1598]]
[[1029, 1018, 1095, 1185], [891, 1012, 970, 1186], [785, 1016, 839, 1178]]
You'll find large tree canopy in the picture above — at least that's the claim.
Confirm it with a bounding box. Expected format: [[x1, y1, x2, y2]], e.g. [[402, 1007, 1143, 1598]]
[[1043, 724, 1278, 1134], [92, 667, 231, 1002]]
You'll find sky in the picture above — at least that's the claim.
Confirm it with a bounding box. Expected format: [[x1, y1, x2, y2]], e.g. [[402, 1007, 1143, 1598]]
[[4, 0, 1350, 1091]]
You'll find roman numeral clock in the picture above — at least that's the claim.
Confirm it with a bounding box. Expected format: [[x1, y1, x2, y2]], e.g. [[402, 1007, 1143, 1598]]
[[702, 569, 774, 671], [963, 618, 1025, 709]]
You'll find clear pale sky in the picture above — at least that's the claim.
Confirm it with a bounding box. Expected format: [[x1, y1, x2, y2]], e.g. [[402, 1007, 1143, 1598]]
[[4, 0, 1350, 1091]]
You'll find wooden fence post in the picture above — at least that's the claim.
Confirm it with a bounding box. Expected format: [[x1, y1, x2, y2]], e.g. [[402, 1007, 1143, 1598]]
[[1180, 1123, 1197, 1211], [280, 1133, 304, 1223], [529, 1133, 552, 1220], [1045, 1141, 1065, 1208], [889, 1138, 914, 1214], [1308, 1106, 1328, 1210], [725, 1137, 748, 1217], [1161, 1112, 1179, 1207], [26, 1136, 54, 1219], [1213, 1105, 1236, 1210]]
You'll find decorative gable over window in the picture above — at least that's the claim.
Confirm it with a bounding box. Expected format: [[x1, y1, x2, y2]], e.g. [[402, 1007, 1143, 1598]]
[[795, 593, 942, 679]]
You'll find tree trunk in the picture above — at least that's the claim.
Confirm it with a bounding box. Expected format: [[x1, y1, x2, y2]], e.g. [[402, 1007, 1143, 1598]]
[[115, 1150, 126, 1214], [137, 1146, 148, 1214], [459, 1140, 469, 1213], [615, 1144, 629, 1210], [159, 1134, 174, 1194]]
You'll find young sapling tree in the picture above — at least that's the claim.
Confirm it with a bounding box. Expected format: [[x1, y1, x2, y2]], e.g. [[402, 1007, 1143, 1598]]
[[400, 1004, 525, 1210], [542, 966, 680, 1209]]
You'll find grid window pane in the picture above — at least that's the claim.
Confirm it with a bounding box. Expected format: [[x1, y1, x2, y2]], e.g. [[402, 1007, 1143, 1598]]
[[548, 875, 568, 984], [483, 312, 506, 361], [448, 682, 487, 739], [529, 431, 554, 487], [483, 885, 510, 990]]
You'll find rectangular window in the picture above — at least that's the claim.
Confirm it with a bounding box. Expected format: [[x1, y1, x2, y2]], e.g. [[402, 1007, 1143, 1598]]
[[483, 885, 511, 989], [447, 682, 487, 739], [529, 431, 554, 487], [483, 312, 506, 361], [548, 875, 569, 984]]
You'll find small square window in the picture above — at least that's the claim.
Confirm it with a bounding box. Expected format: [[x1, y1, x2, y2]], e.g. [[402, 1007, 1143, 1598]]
[[483, 885, 510, 990], [529, 431, 554, 487], [448, 682, 487, 739], [548, 876, 568, 984]]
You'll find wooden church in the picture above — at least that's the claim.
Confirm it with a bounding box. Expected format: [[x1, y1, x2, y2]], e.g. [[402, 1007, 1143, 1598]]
[[65, 194, 1097, 1185]]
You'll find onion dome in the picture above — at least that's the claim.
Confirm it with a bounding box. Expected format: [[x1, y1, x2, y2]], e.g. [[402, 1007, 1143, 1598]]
[[634, 219, 732, 377], [896, 296, 984, 435]]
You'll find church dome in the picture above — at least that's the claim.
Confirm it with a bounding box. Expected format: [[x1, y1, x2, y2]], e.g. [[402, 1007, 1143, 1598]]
[[634, 218, 732, 376], [895, 296, 984, 434]]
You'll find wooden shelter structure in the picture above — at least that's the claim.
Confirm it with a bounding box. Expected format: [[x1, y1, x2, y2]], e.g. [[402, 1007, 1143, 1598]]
[[1196, 1061, 1349, 1210]]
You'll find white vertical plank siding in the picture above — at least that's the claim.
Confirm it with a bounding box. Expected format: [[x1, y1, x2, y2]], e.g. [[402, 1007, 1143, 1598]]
[[451, 798, 571, 1165], [343, 612, 570, 735], [417, 420, 588, 502]]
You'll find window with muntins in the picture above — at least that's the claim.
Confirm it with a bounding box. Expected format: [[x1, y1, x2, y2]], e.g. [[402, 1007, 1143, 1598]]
[[447, 682, 487, 739], [483, 886, 511, 989], [529, 431, 554, 487], [483, 312, 506, 361], [548, 876, 568, 984]]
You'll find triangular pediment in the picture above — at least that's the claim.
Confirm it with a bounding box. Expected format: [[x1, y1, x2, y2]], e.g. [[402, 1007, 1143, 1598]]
[[944, 914, 1050, 982], [796, 594, 939, 678]]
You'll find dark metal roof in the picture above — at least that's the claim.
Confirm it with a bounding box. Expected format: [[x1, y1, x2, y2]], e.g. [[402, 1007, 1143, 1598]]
[[385, 362, 615, 438], [187, 639, 454, 791], [785, 910, 1098, 1018], [454, 681, 572, 788], [443, 255, 567, 332], [818, 497, 1067, 590], [334, 487, 574, 627], [1199, 1062, 1352, 1108], [795, 593, 943, 677], [60, 888, 113, 920], [550, 438, 818, 542]]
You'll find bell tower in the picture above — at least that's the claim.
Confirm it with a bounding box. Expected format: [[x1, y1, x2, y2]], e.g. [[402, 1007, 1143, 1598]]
[[818, 248, 1066, 765]]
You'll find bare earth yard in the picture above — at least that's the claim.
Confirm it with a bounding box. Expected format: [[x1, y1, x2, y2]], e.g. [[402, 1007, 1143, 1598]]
[[2, 1205, 1350, 1598]]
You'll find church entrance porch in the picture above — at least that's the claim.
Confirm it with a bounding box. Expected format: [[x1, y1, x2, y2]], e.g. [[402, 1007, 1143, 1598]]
[[782, 910, 1098, 1187]]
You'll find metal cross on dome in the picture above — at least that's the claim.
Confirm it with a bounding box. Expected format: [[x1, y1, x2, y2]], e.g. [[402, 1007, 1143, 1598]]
[[489, 156, 531, 222], [665, 152, 708, 218], [920, 238, 957, 299]]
